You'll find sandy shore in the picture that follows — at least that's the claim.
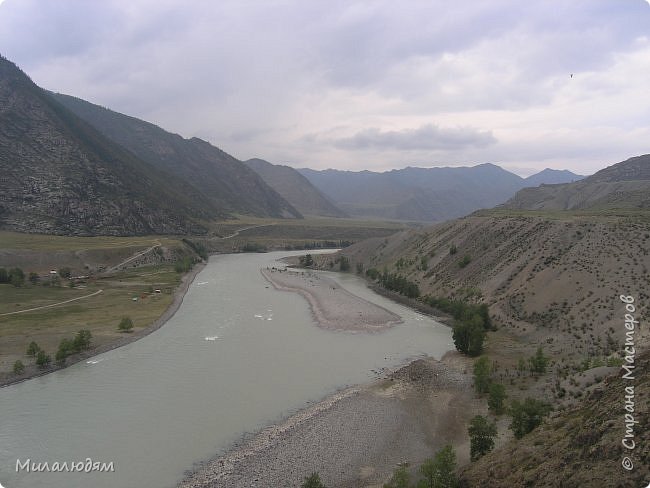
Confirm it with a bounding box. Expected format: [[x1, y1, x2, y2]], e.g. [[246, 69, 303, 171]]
[[179, 353, 478, 488], [261, 268, 402, 331], [0, 261, 206, 388]]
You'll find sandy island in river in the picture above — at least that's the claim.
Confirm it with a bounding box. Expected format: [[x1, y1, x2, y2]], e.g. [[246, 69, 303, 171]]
[[261, 268, 402, 331]]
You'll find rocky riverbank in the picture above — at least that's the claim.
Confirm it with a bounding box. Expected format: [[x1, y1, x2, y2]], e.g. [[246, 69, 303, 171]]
[[179, 352, 479, 488]]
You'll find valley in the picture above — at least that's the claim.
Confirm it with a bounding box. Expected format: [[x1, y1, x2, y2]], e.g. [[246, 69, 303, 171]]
[[1, 19, 649, 487]]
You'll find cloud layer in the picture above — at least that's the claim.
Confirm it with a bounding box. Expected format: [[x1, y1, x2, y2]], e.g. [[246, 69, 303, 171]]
[[1, 0, 649, 175], [333, 125, 496, 151]]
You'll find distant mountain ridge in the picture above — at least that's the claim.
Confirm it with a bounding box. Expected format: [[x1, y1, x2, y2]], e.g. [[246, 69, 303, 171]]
[[0, 55, 218, 235], [50, 92, 302, 220], [244, 158, 347, 218], [298, 164, 584, 222], [523, 168, 584, 187], [504, 154, 650, 211]]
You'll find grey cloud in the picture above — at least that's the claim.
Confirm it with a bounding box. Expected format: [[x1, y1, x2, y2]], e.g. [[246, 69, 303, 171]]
[[332, 124, 497, 151], [0, 0, 648, 174]]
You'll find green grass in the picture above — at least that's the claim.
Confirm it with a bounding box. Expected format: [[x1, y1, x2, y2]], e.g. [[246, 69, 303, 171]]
[[0, 231, 181, 251], [0, 264, 181, 376]]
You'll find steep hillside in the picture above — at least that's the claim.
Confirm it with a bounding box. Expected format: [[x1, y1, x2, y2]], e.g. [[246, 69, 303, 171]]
[[50, 93, 302, 219], [299, 164, 582, 222], [0, 55, 215, 235], [336, 211, 650, 359], [460, 349, 650, 487], [323, 209, 649, 485], [506, 155, 650, 211], [245, 158, 347, 217]]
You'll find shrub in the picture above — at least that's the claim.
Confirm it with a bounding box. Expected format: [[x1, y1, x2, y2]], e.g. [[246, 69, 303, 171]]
[[26, 341, 40, 357], [473, 356, 491, 395], [458, 255, 472, 268], [73, 329, 92, 351], [118, 317, 134, 332], [487, 383, 507, 415], [302, 472, 326, 488], [509, 398, 552, 438], [529, 347, 550, 374], [419, 445, 457, 487], [13, 360, 25, 375], [468, 415, 497, 461], [36, 350, 51, 368], [9, 267, 25, 287]]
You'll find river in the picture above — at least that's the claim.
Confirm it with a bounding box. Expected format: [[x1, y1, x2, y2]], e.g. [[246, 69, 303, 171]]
[[0, 250, 452, 488]]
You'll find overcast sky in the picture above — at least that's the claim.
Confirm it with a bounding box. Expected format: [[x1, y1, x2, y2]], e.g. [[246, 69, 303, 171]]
[[1, 0, 649, 176]]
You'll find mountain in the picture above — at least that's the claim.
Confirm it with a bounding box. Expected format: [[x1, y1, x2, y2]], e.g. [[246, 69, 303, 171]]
[[322, 205, 649, 486], [244, 158, 347, 218], [523, 168, 583, 187], [0, 55, 217, 236], [505, 155, 650, 211], [50, 93, 302, 219], [298, 164, 583, 222]]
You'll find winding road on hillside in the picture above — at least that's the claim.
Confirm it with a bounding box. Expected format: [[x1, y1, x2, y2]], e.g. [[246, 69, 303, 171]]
[[216, 224, 275, 240]]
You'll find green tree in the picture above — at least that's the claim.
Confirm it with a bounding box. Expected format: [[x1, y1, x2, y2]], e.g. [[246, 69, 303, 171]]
[[36, 350, 51, 368], [13, 360, 25, 375], [175, 256, 194, 273], [28, 272, 40, 285], [9, 267, 25, 287], [528, 347, 550, 374], [487, 383, 507, 415], [118, 317, 134, 333], [56, 343, 70, 365], [384, 465, 411, 488], [26, 341, 40, 357], [509, 398, 552, 438], [339, 256, 350, 272], [0, 267, 8, 283], [58, 267, 72, 279], [449, 244, 458, 255], [302, 472, 326, 488], [468, 415, 497, 461], [452, 315, 486, 356], [366, 268, 380, 280], [73, 329, 92, 351], [304, 254, 314, 267], [418, 445, 457, 488], [473, 356, 491, 395]]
